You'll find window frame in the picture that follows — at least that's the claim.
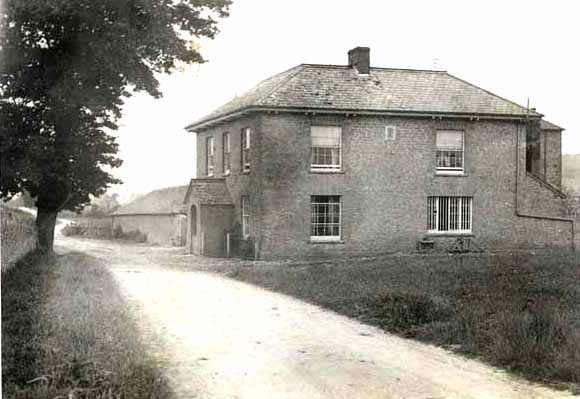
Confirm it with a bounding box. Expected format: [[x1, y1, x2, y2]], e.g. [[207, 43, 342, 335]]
[[241, 127, 251, 173], [385, 125, 397, 142], [223, 132, 231, 176], [427, 196, 472, 234], [435, 130, 465, 175], [206, 136, 215, 177], [310, 195, 342, 242], [241, 195, 250, 239], [310, 126, 342, 172]]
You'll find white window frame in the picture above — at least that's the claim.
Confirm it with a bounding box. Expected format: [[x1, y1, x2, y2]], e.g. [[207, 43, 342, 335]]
[[310, 195, 341, 242], [310, 126, 342, 172], [385, 125, 396, 141], [223, 132, 231, 176], [435, 130, 464, 175], [427, 196, 472, 234], [206, 136, 215, 177], [241, 195, 250, 239], [241, 128, 251, 173]]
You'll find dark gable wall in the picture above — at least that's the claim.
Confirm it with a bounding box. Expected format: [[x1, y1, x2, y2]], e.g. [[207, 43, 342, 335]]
[[196, 114, 263, 251]]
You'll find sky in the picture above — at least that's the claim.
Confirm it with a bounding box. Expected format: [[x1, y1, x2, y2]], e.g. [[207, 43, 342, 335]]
[[109, 0, 580, 201]]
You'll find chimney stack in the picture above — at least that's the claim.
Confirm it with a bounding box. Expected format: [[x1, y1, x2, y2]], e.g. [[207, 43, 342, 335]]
[[348, 47, 370, 74]]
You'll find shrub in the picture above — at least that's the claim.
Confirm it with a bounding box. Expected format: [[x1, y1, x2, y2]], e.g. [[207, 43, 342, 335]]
[[229, 222, 254, 259], [364, 290, 453, 332]]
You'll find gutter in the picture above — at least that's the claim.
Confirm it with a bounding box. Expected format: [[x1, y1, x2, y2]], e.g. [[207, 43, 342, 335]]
[[514, 123, 575, 251], [186, 106, 542, 132]]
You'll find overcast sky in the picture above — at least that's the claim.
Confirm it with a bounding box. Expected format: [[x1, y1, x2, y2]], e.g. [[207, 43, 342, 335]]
[[109, 0, 580, 201]]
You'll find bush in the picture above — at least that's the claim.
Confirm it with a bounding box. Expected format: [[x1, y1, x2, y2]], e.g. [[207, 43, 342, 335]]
[[61, 222, 85, 236], [229, 222, 254, 259], [362, 290, 453, 332]]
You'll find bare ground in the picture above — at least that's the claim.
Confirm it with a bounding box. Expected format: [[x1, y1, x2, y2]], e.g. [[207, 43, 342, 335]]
[[55, 234, 577, 399]]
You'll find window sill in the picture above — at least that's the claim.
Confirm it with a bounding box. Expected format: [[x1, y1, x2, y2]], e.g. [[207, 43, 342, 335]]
[[435, 171, 467, 176], [426, 232, 474, 237], [309, 170, 345, 174], [308, 239, 345, 244], [223, 172, 231, 177], [241, 171, 251, 175]]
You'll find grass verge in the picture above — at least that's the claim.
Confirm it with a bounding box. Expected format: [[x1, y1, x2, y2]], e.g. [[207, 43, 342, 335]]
[[206, 251, 580, 392], [2, 250, 172, 399]]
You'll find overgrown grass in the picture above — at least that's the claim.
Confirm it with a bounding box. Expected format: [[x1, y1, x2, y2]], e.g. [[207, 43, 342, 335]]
[[208, 251, 580, 391], [2, 251, 172, 398]]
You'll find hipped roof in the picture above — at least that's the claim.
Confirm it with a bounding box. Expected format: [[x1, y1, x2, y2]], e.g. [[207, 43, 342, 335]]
[[186, 64, 544, 130]]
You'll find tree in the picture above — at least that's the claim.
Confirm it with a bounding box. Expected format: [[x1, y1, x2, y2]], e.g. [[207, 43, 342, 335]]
[[83, 193, 120, 217], [0, 0, 230, 253]]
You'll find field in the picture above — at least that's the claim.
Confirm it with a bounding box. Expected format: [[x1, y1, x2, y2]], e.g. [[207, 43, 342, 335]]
[[1, 251, 172, 399], [208, 251, 580, 391]]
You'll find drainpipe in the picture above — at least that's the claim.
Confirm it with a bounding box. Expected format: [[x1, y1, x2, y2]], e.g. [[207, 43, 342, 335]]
[[514, 123, 575, 251]]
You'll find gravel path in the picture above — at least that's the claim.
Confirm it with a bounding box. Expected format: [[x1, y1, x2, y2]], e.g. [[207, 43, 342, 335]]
[[57, 235, 576, 399]]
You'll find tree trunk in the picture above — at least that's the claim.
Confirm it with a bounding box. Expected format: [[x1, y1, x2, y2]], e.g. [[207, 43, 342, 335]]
[[36, 207, 58, 254]]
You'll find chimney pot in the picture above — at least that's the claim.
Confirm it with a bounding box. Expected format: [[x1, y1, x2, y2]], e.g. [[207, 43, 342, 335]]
[[348, 47, 370, 74]]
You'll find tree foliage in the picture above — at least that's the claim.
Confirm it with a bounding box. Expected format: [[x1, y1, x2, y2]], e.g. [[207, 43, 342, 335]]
[[0, 0, 230, 211], [0, 0, 230, 251]]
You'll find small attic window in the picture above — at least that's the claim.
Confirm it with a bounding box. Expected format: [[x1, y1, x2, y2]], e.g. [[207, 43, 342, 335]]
[[385, 126, 396, 141]]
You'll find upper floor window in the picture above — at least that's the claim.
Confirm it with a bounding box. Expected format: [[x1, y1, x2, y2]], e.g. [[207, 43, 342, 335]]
[[526, 122, 543, 177], [241, 128, 251, 173], [206, 136, 215, 177], [311, 126, 342, 172], [311, 195, 341, 241], [241, 195, 250, 239], [223, 132, 231, 175], [427, 196, 472, 234], [436, 130, 464, 174]]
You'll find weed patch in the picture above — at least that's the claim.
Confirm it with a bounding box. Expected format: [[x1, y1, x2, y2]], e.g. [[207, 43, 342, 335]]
[[2, 250, 172, 398]]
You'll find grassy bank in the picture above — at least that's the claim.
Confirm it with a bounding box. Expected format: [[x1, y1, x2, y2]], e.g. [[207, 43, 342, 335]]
[[2, 251, 172, 399], [212, 252, 580, 391]]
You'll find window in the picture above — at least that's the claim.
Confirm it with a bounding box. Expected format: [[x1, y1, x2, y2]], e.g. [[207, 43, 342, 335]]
[[241, 128, 251, 173], [526, 121, 543, 177], [311, 126, 342, 171], [206, 136, 215, 176], [385, 126, 396, 141], [436, 130, 464, 174], [241, 195, 250, 238], [310, 195, 341, 241], [427, 196, 472, 234], [223, 132, 231, 175]]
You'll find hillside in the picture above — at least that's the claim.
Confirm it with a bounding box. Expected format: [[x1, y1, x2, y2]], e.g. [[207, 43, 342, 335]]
[[562, 154, 580, 196]]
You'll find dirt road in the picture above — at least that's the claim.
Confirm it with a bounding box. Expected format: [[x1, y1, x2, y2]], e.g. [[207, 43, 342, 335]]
[[56, 235, 576, 399]]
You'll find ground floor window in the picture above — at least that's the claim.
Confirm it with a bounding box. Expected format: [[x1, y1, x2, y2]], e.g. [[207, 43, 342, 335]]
[[310, 195, 341, 241], [427, 196, 472, 233], [241, 195, 250, 239]]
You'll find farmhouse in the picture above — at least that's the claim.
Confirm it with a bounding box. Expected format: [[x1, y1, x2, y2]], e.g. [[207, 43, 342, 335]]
[[112, 185, 188, 246], [184, 47, 577, 259]]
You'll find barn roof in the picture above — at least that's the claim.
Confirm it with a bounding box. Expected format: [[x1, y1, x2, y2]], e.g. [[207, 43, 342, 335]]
[[184, 178, 233, 206], [186, 63, 544, 130], [113, 185, 189, 215]]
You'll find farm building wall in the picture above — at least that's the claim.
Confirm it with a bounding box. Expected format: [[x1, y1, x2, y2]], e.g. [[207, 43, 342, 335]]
[[111, 213, 186, 246]]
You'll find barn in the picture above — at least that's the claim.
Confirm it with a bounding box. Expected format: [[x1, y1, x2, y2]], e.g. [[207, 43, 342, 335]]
[[111, 185, 188, 246]]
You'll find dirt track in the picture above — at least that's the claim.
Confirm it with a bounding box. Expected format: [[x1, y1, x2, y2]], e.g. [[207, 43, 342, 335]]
[[56, 234, 576, 399]]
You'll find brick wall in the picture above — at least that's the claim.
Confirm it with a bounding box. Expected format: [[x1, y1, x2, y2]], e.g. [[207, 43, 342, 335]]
[[256, 113, 572, 259], [195, 114, 263, 249], [193, 112, 572, 260], [544, 130, 562, 188]]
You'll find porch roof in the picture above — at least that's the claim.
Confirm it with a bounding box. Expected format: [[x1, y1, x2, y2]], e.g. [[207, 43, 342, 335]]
[[184, 178, 233, 206]]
